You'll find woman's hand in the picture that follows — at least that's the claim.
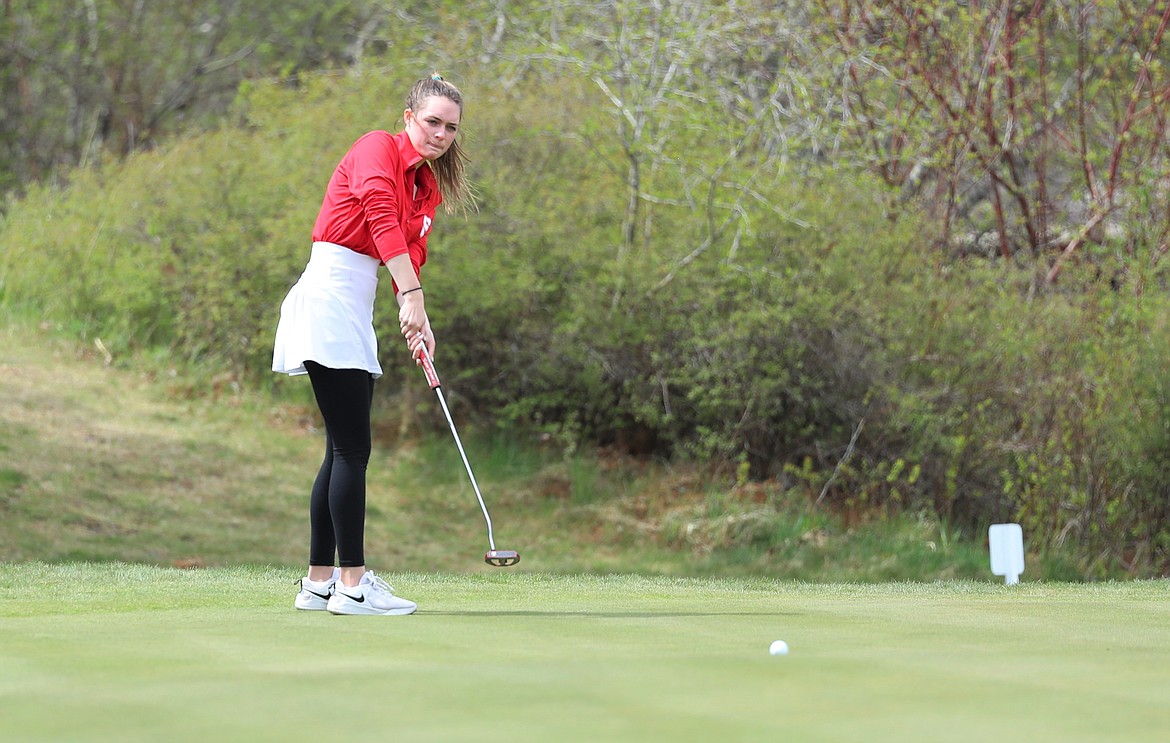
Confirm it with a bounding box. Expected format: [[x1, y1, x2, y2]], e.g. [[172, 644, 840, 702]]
[[385, 254, 432, 362], [407, 322, 435, 365], [398, 291, 427, 340]]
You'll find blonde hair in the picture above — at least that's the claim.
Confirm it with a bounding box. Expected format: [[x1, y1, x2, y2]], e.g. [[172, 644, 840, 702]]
[[407, 75, 477, 214]]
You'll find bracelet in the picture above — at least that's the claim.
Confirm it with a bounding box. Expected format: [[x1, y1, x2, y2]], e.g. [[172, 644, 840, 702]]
[[400, 287, 423, 296]]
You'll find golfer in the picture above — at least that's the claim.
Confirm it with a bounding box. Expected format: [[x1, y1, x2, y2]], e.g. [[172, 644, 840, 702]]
[[273, 75, 474, 615]]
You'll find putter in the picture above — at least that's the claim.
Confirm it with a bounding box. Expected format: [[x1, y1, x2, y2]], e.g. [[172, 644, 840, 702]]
[[417, 340, 520, 567]]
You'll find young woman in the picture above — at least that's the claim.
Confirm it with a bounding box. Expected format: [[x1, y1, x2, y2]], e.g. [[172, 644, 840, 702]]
[[273, 75, 474, 615]]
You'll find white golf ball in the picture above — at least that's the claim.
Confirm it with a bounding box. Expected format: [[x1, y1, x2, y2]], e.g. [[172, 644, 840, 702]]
[[769, 640, 789, 656]]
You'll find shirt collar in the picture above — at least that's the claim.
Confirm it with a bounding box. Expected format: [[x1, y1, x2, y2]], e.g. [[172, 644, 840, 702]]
[[394, 129, 425, 169]]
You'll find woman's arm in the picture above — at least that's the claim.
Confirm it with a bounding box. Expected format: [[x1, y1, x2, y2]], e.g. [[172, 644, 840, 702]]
[[386, 252, 433, 362]]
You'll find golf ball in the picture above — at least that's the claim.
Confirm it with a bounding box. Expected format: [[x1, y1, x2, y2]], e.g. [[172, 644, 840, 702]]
[[769, 640, 789, 656]]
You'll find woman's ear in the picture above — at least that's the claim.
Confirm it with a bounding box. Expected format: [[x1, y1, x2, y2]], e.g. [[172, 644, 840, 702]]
[[403, 108, 413, 128]]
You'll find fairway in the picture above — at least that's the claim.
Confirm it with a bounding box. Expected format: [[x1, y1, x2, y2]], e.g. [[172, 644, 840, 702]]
[[1, 565, 1167, 742]]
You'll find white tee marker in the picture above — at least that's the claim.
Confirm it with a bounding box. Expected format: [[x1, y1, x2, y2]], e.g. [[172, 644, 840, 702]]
[[989, 523, 1025, 585]]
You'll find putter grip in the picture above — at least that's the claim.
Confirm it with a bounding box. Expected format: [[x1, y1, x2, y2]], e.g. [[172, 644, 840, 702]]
[[420, 349, 441, 389]]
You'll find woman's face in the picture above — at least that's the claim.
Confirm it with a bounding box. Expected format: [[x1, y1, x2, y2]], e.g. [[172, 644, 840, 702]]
[[405, 95, 461, 161]]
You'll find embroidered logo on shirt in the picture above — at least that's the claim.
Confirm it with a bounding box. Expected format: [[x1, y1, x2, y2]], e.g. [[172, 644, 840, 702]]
[[420, 215, 433, 239]]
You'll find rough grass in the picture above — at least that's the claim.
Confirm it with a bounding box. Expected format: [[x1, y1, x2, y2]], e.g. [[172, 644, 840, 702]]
[[0, 563, 1168, 742], [0, 314, 1071, 579]]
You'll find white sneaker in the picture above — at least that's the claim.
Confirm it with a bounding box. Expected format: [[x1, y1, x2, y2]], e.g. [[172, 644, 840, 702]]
[[326, 571, 417, 616], [294, 568, 340, 611]]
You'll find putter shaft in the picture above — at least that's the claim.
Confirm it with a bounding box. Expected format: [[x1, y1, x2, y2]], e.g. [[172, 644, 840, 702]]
[[432, 383, 498, 551], [418, 346, 497, 551], [417, 342, 519, 566]]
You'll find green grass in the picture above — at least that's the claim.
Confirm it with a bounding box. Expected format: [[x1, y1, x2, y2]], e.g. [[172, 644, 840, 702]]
[[1, 564, 1168, 742], [2, 314, 1169, 740]]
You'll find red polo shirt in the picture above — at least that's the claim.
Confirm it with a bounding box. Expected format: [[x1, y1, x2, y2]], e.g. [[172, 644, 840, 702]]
[[311, 129, 442, 287]]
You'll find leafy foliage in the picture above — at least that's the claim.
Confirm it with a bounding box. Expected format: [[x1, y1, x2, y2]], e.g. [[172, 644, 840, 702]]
[[3, 2, 1170, 577]]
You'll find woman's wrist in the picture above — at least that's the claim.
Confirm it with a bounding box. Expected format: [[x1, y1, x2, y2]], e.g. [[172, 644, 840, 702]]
[[400, 286, 423, 297]]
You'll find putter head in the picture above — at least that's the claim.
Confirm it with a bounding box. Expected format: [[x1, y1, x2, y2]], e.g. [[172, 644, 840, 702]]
[[485, 549, 521, 567]]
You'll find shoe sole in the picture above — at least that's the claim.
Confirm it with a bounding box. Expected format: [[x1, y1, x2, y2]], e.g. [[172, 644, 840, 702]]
[[327, 605, 417, 616], [326, 599, 417, 616]]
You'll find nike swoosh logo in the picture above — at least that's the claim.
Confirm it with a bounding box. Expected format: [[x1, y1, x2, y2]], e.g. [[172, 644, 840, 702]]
[[299, 580, 333, 600], [337, 590, 365, 603]]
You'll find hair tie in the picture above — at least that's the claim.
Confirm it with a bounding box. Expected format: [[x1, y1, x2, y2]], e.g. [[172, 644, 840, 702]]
[[431, 73, 444, 81]]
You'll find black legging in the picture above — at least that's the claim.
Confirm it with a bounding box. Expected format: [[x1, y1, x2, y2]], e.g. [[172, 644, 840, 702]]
[[305, 361, 376, 568]]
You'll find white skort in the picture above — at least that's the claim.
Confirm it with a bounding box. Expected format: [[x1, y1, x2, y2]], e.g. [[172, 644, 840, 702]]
[[272, 241, 383, 378]]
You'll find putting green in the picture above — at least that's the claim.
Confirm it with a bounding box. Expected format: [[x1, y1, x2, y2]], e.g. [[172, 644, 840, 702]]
[[1, 564, 1167, 742]]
